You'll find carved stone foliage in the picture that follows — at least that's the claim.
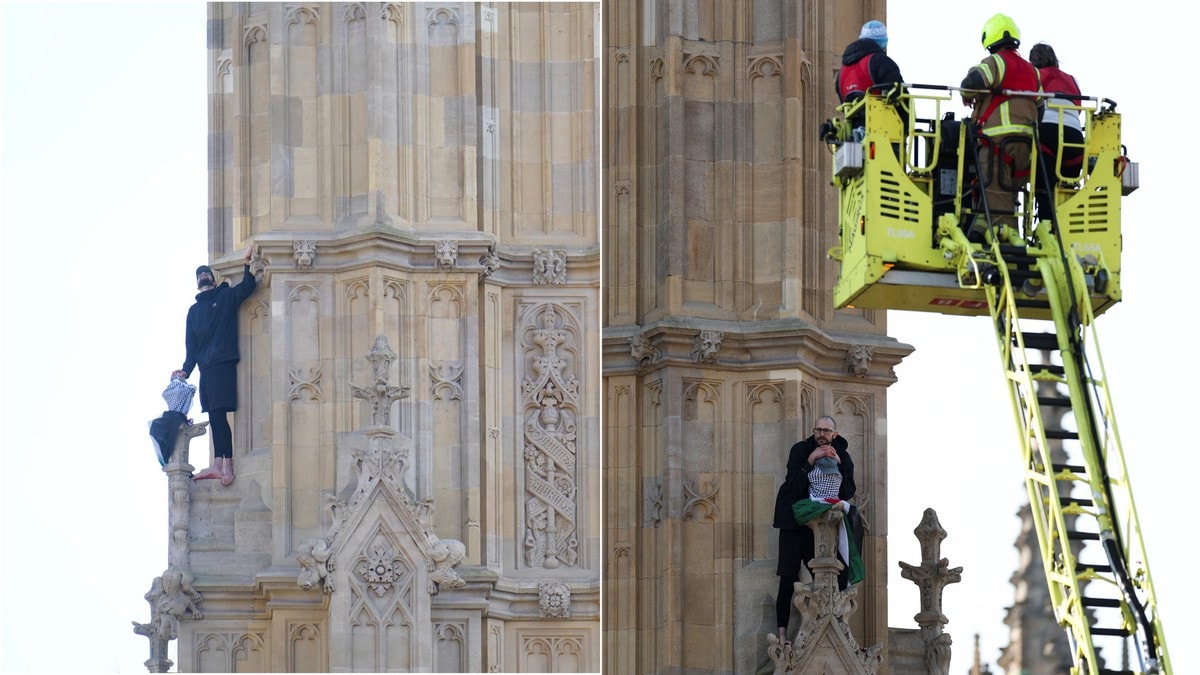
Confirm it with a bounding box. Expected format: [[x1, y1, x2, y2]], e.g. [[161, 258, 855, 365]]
[[845, 344, 873, 377], [691, 330, 723, 364], [520, 303, 581, 568], [436, 240, 459, 269], [643, 478, 664, 527], [294, 240, 316, 269], [532, 248, 567, 285], [538, 581, 572, 618]]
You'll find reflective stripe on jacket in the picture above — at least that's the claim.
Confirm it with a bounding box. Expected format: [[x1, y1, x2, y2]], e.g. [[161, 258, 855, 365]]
[[969, 48, 1038, 137]]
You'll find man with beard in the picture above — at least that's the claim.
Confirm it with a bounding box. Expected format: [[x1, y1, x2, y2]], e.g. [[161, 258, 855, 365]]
[[771, 415, 859, 644], [172, 243, 256, 486]]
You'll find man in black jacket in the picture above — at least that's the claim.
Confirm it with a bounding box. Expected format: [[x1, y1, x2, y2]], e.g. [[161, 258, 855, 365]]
[[771, 415, 858, 644], [172, 243, 256, 486]]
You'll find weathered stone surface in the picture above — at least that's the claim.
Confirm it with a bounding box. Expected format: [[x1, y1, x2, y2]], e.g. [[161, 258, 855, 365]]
[[139, 3, 601, 672]]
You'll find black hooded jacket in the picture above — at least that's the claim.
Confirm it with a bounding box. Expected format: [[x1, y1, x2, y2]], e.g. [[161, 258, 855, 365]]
[[772, 434, 855, 530], [181, 265, 256, 376], [835, 38, 904, 103]]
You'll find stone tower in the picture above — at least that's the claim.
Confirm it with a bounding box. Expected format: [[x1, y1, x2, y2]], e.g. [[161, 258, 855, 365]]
[[602, 1, 913, 673], [137, 3, 600, 672]]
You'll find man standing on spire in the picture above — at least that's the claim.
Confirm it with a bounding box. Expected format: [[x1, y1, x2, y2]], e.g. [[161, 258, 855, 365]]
[[172, 243, 256, 486]]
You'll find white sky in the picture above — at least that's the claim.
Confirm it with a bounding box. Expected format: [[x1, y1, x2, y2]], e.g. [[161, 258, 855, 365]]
[[0, 2, 1194, 674]]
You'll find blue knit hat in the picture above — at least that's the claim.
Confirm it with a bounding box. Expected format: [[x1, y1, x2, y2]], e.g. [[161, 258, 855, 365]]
[[860, 20, 888, 50]]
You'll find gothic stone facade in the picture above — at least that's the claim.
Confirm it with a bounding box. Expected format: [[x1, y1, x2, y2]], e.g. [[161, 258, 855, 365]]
[[138, 3, 601, 672], [602, 1, 915, 673]]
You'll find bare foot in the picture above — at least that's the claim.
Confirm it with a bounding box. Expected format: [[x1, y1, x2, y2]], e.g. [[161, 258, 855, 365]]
[[220, 469, 235, 486], [193, 467, 222, 480]]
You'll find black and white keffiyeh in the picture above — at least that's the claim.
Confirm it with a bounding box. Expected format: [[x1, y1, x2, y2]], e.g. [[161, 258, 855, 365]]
[[162, 376, 196, 414]]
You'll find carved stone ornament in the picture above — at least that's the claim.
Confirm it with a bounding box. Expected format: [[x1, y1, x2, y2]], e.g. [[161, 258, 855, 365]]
[[532, 248, 567, 285], [845, 344, 873, 378], [427, 534, 467, 591], [538, 581, 572, 618], [767, 509, 883, 674], [357, 541, 404, 596], [691, 330, 723, 364], [296, 537, 334, 593], [479, 245, 500, 277], [133, 567, 204, 643], [350, 335, 409, 427], [682, 477, 719, 522], [898, 508, 962, 675], [630, 331, 661, 366], [248, 247, 268, 278], [293, 240, 316, 269], [294, 335, 468, 598], [521, 304, 581, 568], [436, 239, 459, 270]]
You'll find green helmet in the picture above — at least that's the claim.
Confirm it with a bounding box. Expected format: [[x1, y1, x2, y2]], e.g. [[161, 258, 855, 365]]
[[981, 13, 1020, 51]]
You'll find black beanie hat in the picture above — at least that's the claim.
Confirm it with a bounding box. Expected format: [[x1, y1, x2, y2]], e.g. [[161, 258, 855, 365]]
[[196, 265, 214, 278]]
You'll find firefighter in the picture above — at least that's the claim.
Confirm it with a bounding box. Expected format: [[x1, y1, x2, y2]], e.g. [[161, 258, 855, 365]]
[[960, 13, 1038, 242]]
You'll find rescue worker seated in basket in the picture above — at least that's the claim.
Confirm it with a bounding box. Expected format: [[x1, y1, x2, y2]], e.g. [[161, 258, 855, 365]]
[[960, 13, 1038, 243], [833, 20, 906, 133]]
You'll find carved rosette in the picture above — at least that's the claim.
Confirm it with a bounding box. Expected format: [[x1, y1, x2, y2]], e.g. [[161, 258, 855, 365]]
[[348, 533, 415, 622], [357, 541, 405, 597], [520, 304, 581, 568], [538, 581, 572, 618]]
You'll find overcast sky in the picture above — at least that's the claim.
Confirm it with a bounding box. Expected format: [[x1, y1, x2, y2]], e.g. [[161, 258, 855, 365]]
[[1, 2, 1195, 674]]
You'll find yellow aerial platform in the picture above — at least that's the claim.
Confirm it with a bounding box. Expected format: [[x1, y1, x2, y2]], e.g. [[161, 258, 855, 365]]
[[825, 85, 1167, 674]]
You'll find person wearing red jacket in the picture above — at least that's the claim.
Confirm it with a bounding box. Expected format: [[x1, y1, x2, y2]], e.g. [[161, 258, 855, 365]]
[[836, 20, 905, 105], [960, 14, 1039, 242], [1030, 42, 1084, 222]]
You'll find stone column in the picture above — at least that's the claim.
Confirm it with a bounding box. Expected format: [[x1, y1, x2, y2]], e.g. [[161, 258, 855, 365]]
[[134, 421, 208, 673]]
